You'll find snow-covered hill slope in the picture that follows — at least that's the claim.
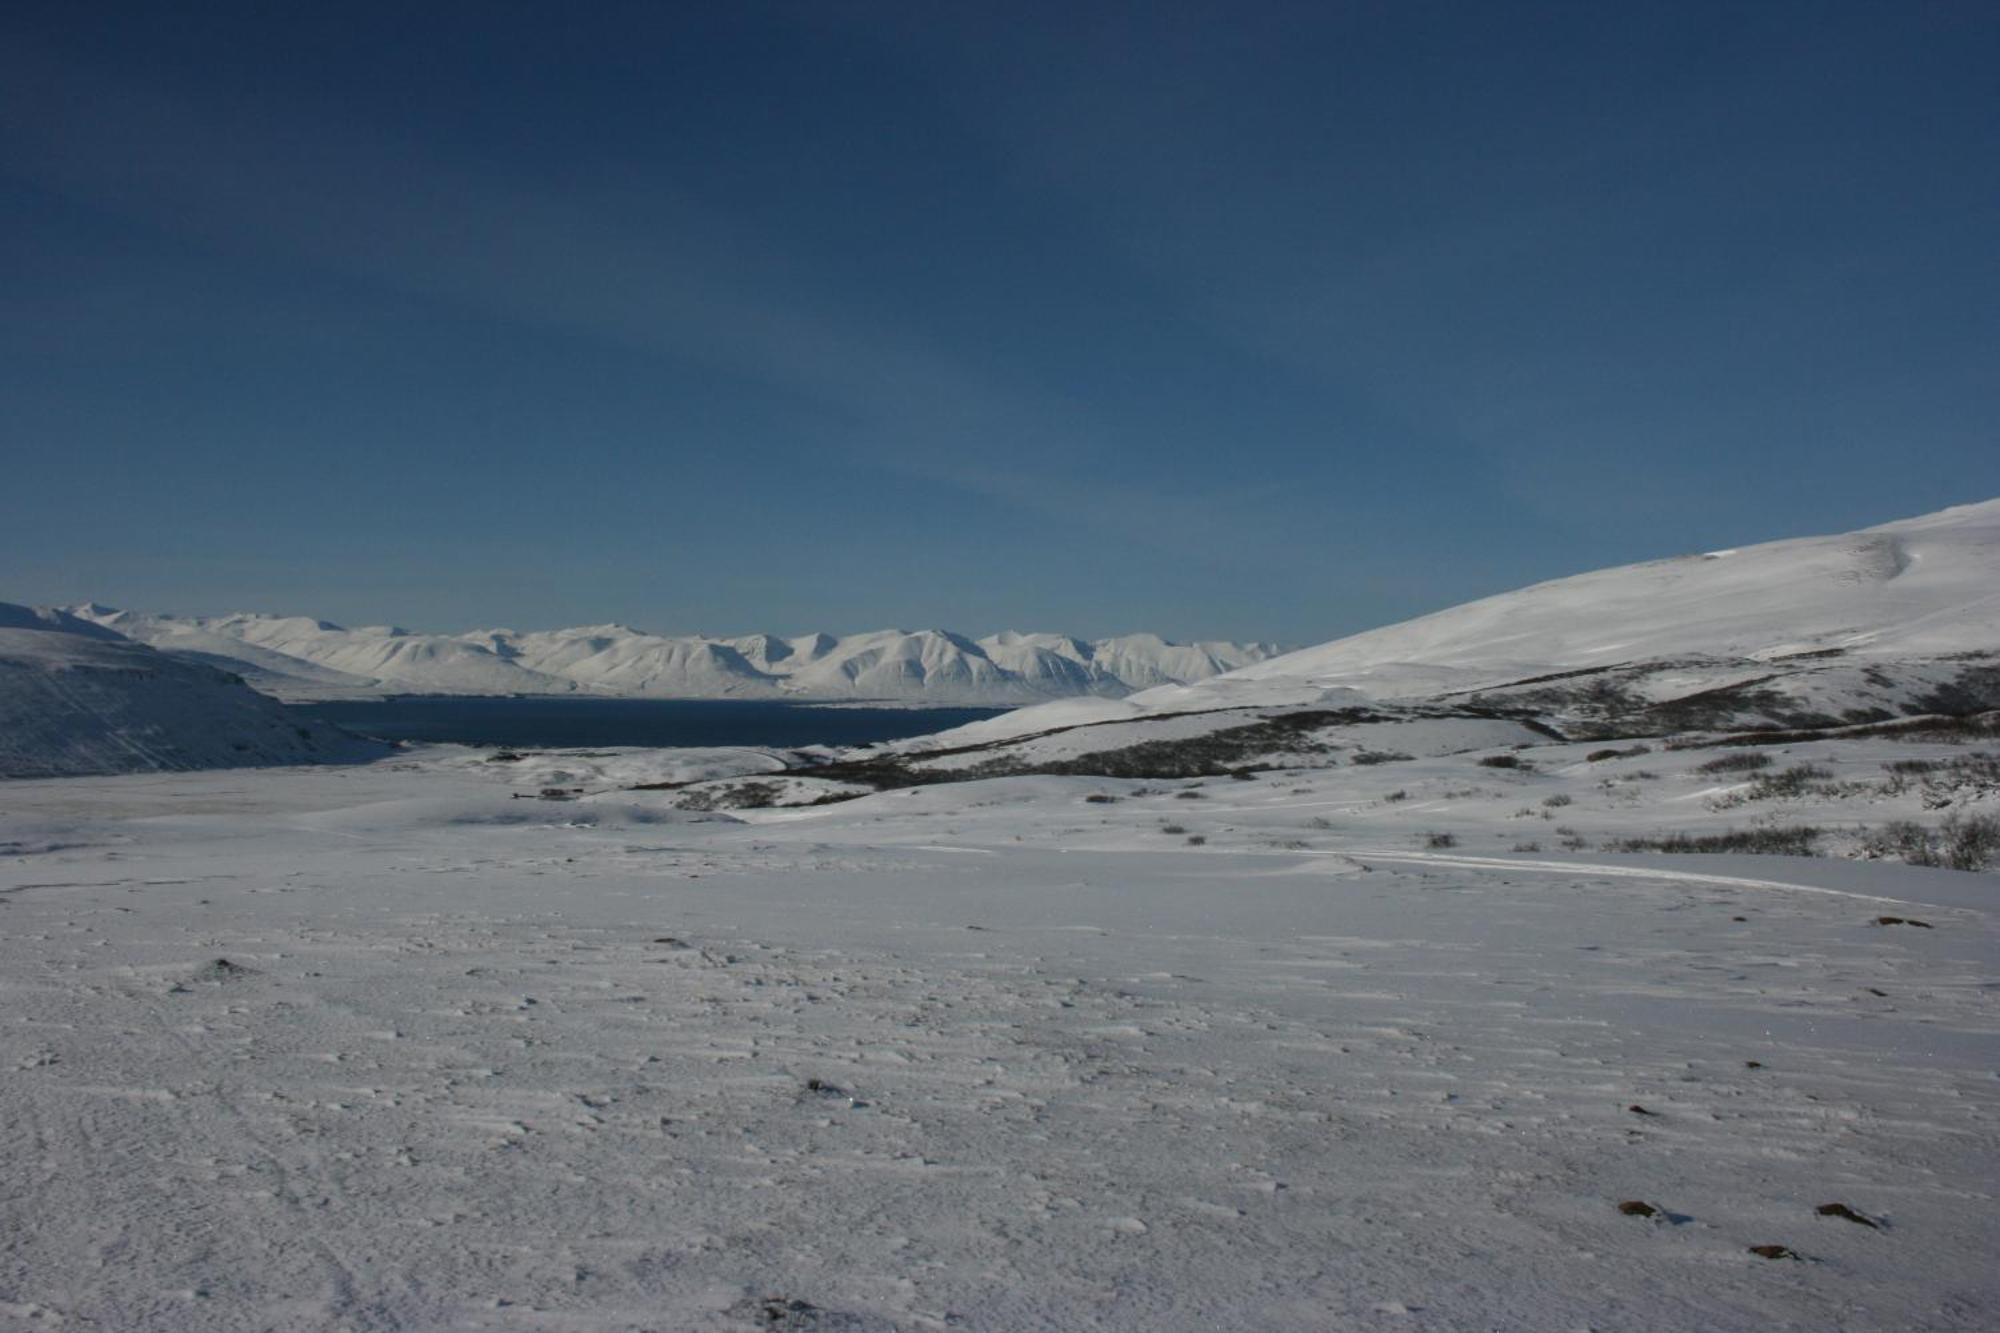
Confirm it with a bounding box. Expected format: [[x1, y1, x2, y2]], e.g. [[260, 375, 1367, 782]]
[[1225, 497, 2000, 697], [0, 604, 388, 778], [67, 607, 1280, 704], [907, 500, 2000, 759]]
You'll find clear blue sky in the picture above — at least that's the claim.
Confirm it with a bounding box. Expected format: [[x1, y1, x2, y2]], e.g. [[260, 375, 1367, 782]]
[[4, 1, 1995, 643]]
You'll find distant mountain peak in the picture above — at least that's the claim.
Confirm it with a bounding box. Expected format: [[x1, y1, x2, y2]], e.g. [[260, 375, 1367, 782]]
[[58, 605, 1282, 704]]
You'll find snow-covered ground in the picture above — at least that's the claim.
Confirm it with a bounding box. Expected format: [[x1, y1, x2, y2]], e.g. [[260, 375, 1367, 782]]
[[3, 727, 1994, 1330]]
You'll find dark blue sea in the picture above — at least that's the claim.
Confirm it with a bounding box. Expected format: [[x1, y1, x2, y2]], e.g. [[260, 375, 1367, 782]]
[[291, 696, 1008, 750]]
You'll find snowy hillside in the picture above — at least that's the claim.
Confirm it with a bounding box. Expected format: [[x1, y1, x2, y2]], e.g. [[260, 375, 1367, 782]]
[[0, 604, 387, 778], [1224, 497, 2000, 696], [67, 606, 1280, 703], [900, 499, 2000, 761]]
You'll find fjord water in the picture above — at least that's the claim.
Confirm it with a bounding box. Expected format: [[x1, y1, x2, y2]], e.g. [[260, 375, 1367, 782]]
[[291, 696, 1009, 750]]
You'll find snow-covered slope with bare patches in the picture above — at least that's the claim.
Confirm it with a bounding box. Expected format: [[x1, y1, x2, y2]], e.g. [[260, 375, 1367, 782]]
[[0, 604, 386, 778], [917, 500, 2000, 753]]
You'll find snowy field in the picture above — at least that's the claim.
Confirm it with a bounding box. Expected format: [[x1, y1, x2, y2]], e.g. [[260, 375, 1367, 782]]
[[3, 739, 1995, 1330]]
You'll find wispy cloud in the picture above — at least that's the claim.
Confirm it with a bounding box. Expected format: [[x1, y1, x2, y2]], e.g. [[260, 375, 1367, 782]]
[[2, 39, 1277, 554]]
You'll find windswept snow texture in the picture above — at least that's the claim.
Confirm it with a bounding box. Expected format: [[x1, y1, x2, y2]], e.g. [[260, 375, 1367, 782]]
[[1, 734, 1995, 1330], [68, 607, 1281, 704], [0, 604, 387, 778]]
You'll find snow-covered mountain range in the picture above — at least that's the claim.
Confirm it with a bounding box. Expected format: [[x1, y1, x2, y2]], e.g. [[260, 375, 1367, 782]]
[[60, 608, 1283, 704]]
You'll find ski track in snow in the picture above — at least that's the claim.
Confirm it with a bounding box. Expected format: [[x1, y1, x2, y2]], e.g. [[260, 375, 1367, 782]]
[[1346, 849, 1978, 911]]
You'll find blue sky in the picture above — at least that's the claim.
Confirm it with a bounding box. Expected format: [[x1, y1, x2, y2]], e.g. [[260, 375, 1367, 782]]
[[4, 1, 1995, 643]]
